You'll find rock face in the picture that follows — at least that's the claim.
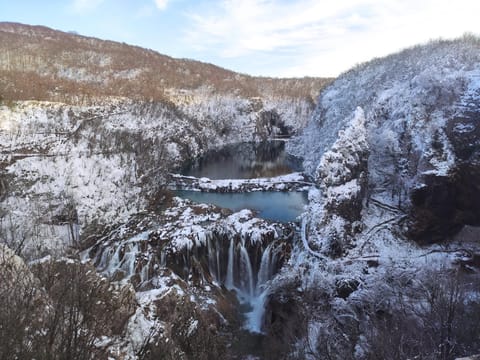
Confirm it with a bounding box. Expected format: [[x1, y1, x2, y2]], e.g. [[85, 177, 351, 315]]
[[290, 36, 480, 246], [305, 107, 369, 255]]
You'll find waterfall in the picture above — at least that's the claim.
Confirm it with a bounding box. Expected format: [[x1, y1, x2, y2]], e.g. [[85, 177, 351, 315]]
[[140, 255, 154, 284], [126, 243, 138, 276], [193, 235, 284, 333], [160, 250, 166, 267], [241, 242, 274, 333], [103, 245, 122, 276], [220, 237, 281, 333], [239, 245, 255, 297], [140, 261, 149, 283], [207, 238, 217, 281], [257, 243, 273, 295], [226, 239, 234, 289], [89, 226, 292, 334], [215, 245, 221, 284], [95, 242, 139, 281], [245, 289, 269, 333]]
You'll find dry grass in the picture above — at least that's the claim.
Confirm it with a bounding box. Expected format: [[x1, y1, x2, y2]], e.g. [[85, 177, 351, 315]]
[[0, 22, 332, 105]]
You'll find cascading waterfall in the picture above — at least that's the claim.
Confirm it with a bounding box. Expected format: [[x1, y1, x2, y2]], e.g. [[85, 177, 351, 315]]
[[89, 228, 290, 333], [91, 242, 140, 281], [216, 238, 283, 333], [239, 245, 255, 297], [226, 238, 235, 288], [257, 243, 273, 294], [244, 242, 276, 333]]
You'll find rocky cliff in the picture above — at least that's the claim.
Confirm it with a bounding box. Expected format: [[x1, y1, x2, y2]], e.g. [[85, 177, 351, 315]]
[[279, 36, 480, 360], [290, 35, 480, 247]]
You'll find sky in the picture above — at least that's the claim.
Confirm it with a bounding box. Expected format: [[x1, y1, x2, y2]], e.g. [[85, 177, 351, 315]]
[[1, 0, 480, 77]]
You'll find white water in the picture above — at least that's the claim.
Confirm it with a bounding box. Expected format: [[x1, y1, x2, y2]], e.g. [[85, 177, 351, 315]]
[[220, 239, 277, 333], [257, 243, 273, 294], [240, 245, 255, 297], [241, 243, 275, 332], [226, 239, 235, 288], [94, 230, 281, 333], [245, 290, 270, 333]]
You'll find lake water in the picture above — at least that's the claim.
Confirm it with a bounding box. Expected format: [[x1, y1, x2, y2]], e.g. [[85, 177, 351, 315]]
[[181, 141, 302, 179], [175, 190, 308, 223]]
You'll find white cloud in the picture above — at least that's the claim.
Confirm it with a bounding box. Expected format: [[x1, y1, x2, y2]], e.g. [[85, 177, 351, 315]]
[[71, 0, 105, 13], [184, 0, 480, 77], [154, 0, 169, 11]]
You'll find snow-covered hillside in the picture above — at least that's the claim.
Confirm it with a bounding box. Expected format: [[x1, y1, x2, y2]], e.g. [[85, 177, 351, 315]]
[[0, 22, 330, 360], [0, 23, 328, 258], [290, 35, 480, 244], [279, 36, 480, 360], [0, 92, 314, 258], [2, 23, 480, 359]]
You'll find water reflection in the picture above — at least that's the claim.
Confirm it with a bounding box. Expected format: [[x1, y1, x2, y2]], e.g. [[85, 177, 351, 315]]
[[182, 141, 302, 179]]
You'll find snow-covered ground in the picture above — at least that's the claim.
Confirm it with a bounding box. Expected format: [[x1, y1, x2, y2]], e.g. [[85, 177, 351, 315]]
[[168, 171, 312, 192]]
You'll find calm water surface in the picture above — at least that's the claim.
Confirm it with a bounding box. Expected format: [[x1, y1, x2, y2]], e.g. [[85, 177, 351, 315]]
[[175, 190, 307, 223], [182, 141, 302, 179]]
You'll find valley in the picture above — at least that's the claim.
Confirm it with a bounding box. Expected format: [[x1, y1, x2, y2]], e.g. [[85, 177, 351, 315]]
[[1, 22, 480, 360]]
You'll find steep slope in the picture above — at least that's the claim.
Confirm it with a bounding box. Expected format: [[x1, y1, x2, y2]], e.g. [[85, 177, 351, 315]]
[[277, 36, 480, 360], [290, 35, 480, 245]]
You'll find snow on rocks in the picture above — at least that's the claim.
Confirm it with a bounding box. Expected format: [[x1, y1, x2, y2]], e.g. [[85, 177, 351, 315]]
[[0, 88, 314, 261], [300, 107, 369, 256], [270, 38, 480, 359], [290, 37, 480, 244], [167, 171, 311, 192], [86, 197, 289, 287], [81, 198, 293, 357]]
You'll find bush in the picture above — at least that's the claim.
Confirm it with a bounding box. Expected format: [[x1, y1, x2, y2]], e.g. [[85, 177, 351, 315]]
[[0, 249, 136, 360]]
